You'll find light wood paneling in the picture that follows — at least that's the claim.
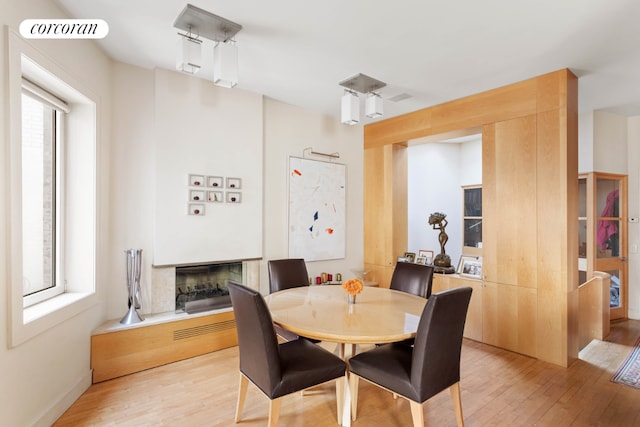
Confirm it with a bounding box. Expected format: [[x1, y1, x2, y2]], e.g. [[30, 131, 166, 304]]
[[363, 69, 578, 366], [578, 273, 611, 350], [433, 274, 483, 342], [363, 144, 407, 288], [91, 311, 237, 383], [493, 115, 538, 288]]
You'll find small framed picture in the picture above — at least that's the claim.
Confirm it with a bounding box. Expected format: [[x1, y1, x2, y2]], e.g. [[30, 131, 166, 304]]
[[207, 190, 223, 203], [207, 176, 223, 188], [458, 255, 482, 279], [403, 252, 416, 263], [416, 256, 426, 264], [188, 203, 205, 216], [189, 189, 205, 202], [226, 192, 241, 203], [397, 256, 410, 263], [188, 174, 205, 187], [418, 250, 434, 265], [226, 177, 242, 189]]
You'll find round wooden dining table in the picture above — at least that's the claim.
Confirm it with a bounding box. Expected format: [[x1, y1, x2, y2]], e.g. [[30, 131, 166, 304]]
[[265, 285, 428, 345]]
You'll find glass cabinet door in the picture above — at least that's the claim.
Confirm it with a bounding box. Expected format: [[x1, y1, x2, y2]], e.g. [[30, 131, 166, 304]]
[[578, 173, 628, 319]]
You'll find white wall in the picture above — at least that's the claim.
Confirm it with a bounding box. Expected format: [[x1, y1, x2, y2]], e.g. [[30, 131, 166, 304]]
[[0, 1, 113, 426], [594, 111, 628, 174], [262, 99, 364, 293], [407, 139, 482, 268]]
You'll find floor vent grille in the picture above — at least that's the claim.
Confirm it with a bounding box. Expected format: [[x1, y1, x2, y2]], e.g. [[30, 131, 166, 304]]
[[173, 319, 236, 340]]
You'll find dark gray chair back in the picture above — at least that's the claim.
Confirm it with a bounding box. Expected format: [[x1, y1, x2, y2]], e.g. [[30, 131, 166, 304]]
[[389, 262, 435, 298], [227, 281, 282, 396], [411, 287, 472, 401], [268, 258, 309, 293]]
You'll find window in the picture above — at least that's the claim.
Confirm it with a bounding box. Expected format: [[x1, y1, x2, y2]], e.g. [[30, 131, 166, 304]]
[[21, 82, 68, 306], [462, 185, 482, 256], [8, 30, 98, 347]]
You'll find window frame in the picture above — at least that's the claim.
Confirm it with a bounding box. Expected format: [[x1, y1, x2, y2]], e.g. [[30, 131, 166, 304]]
[[7, 28, 98, 348], [21, 86, 67, 307]]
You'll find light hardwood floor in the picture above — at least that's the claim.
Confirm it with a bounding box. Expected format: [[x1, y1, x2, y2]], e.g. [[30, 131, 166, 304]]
[[55, 320, 640, 426]]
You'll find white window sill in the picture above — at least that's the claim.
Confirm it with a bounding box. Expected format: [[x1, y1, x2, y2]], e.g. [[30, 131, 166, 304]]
[[10, 291, 97, 347], [24, 292, 93, 324]]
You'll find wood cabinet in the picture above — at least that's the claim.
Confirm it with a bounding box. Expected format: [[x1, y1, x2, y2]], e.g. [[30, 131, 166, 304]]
[[433, 274, 483, 342], [434, 274, 537, 357], [91, 310, 237, 383]]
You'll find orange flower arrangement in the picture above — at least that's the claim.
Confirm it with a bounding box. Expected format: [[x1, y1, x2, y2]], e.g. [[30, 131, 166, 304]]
[[342, 278, 364, 296]]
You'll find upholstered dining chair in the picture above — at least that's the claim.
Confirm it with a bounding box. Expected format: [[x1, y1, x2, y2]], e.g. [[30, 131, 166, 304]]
[[268, 258, 317, 342], [228, 281, 346, 426], [389, 261, 435, 298], [268, 258, 309, 293], [348, 287, 472, 427]]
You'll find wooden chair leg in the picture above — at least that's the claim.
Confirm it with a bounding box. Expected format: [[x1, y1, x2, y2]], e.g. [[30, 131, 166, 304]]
[[335, 376, 345, 424], [409, 400, 425, 427], [349, 373, 359, 421], [268, 397, 282, 427], [450, 382, 464, 427], [235, 374, 249, 423]]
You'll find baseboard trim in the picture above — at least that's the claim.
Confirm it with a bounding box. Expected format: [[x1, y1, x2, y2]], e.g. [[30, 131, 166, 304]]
[[30, 369, 92, 427]]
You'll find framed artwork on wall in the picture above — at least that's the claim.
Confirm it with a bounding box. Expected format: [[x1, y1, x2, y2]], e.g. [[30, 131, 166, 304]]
[[288, 157, 346, 261]]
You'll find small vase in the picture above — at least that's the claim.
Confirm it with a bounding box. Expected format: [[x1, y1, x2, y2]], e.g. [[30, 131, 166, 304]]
[[348, 294, 357, 305]]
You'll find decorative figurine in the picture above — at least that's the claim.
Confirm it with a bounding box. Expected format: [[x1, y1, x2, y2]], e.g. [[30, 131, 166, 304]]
[[428, 212, 456, 274]]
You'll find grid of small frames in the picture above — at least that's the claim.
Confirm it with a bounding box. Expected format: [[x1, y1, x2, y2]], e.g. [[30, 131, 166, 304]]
[[187, 174, 242, 216]]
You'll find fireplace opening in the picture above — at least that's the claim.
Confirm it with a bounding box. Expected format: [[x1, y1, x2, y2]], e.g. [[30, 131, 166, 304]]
[[175, 262, 240, 314]]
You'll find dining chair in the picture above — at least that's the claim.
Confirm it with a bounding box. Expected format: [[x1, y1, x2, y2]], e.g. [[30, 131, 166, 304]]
[[348, 287, 472, 427], [268, 258, 317, 342], [389, 261, 435, 298], [268, 258, 309, 293], [228, 281, 346, 426]]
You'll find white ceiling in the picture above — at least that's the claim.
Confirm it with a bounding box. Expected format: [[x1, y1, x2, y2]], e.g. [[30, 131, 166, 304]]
[[55, 0, 640, 124]]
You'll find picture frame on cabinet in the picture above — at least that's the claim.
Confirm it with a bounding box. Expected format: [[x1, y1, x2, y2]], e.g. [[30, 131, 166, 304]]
[[403, 252, 416, 263], [418, 249, 434, 262], [458, 255, 482, 279], [415, 256, 426, 264]]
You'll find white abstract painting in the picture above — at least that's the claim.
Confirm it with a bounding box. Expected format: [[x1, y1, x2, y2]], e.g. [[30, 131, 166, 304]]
[[288, 157, 346, 261]]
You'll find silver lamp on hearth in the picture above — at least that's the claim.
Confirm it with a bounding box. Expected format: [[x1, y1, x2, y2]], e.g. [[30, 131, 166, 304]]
[[120, 248, 145, 325]]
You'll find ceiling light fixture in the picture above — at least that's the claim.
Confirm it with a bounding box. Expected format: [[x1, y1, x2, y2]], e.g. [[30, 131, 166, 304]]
[[338, 73, 387, 125], [174, 4, 242, 87], [341, 89, 360, 125], [365, 92, 383, 118], [213, 39, 238, 88], [176, 26, 202, 75]]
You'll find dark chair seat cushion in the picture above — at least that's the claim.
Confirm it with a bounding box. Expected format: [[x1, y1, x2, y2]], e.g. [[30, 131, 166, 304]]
[[349, 342, 417, 401], [264, 339, 346, 399]]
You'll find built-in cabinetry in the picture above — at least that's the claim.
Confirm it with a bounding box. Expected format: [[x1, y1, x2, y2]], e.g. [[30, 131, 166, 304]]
[[91, 310, 237, 383], [433, 274, 537, 357], [578, 172, 628, 320], [364, 69, 578, 366]]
